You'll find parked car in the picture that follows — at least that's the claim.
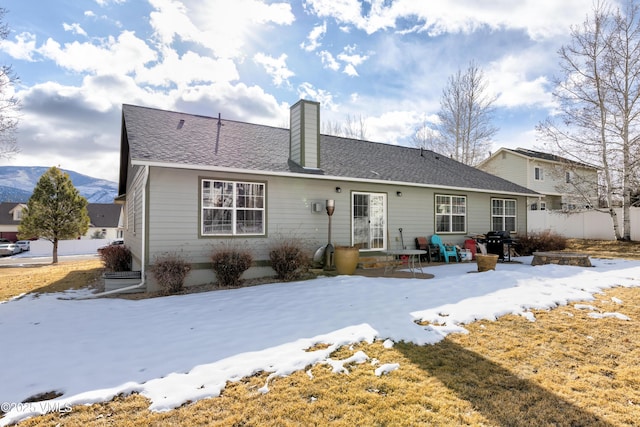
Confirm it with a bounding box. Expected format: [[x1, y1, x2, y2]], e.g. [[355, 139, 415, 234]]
[[15, 240, 31, 252], [0, 238, 10, 244], [0, 243, 21, 256], [97, 239, 125, 254]]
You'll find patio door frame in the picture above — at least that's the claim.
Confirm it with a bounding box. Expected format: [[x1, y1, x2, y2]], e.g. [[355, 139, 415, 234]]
[[351, 191, 387, 251]]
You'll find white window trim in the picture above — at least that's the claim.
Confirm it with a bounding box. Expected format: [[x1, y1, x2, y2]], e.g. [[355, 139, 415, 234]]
[[351, 191, 387, 251], [491, 198, 517, 233], [435, 194, 467, 234], [201, 179, 266, 236], [534, 166, 544, 181]]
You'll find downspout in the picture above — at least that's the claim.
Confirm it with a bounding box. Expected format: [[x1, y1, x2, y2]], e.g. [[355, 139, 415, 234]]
[[139, 164, 149, 290], [76, 165, 149, 299]]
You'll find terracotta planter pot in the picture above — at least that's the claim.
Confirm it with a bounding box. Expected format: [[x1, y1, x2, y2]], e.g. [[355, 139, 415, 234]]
[[334, 246, 359, 275], [476, 254, 499, 272]]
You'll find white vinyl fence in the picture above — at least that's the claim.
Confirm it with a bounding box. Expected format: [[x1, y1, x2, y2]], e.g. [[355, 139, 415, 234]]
[[528, 207, 640, 241], [28, 239, 108, 257]]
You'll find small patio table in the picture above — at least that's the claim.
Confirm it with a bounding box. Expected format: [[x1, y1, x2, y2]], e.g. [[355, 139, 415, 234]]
[[384, 249, 427, 276]]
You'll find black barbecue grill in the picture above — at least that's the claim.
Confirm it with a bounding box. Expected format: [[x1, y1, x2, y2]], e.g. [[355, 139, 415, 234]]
[[484, 231, 514, 261]]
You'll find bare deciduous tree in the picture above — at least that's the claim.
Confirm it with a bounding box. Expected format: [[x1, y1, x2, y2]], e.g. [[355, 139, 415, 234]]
[[411, 117, 440, 151], [0, 7, 20, 159], [437, 61, 498, 165], [537, 0, 640, 240], [342, 113, 368, 140], [322, 114, 368, 140]]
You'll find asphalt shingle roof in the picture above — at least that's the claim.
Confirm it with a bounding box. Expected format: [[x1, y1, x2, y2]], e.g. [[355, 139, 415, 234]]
[[86, 203, 121, 228], [510, 148, 598, 169], [122, 104, 537, 196]]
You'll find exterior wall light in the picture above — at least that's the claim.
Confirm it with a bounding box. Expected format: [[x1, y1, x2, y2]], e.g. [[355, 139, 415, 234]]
[[397, 191, 402, 197], [335, 186, 342, 193]]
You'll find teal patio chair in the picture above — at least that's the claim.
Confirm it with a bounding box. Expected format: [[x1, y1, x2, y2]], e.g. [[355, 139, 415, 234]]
[[430, 234, 459, 263]]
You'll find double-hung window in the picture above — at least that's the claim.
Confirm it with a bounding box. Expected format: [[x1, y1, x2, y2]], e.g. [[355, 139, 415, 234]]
[[491, 198, 516, 232], [435, 195, 466, 233], [534, 167, 544, 181], [201, 179, 265, 235]]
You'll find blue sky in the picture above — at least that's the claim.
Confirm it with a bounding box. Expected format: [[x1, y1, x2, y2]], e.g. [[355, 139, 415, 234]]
[[0, 0, 607, 182]]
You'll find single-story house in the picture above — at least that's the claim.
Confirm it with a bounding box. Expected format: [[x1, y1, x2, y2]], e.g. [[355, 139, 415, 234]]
[[0, 202, 123, 241], [477, 147, 600, 211], [118, 99, 538, 291]]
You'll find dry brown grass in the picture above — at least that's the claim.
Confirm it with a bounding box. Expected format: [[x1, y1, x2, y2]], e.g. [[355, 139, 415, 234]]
[[565, 238, 640, 260], [0, 258, 103, 301], [4, 241, 640, 426]]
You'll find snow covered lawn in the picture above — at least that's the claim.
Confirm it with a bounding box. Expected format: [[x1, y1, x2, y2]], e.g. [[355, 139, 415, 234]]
[[1, 256, 639, 425]]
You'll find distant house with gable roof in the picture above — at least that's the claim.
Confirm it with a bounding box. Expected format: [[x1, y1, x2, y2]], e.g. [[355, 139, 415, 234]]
[[0, 202, 122, 242], [477, 147, 600, 211]]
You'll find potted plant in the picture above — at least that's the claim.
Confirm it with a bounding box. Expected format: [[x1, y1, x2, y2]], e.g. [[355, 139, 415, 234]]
[[476, 253, 499, 272], [334, 245, 359, 275]]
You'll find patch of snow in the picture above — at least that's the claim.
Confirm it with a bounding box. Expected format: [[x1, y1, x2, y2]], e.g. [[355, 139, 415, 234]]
[[1, 257, 640, 425], [375, 363, 400, 376]]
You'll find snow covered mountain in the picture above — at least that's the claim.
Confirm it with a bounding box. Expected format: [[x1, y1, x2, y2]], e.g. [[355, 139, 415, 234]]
[[0, 166, 118, 203]]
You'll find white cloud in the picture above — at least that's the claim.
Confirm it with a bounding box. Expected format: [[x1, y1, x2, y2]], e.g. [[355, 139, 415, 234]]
[[0, 32, 38, 61], [137, 48, 239, 87], [38, 31, 157, 76], [337, 50, 369, 66], [95, 0, 127, 5], [297, 82, 338, 111], [254, 53, 294, 87], [149, 0, 295, 59], [62, 23, 88, 37], [319, 50, 340, 71], [365, 109, 422, 145], [335, 44, 370, 77], [343, 64, 358, 77], [300, 21, 327, 52], [487, 51, 555, 109], [305, 0, 591, 40]]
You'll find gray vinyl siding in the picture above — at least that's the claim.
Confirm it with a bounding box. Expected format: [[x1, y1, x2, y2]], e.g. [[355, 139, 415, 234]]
[[480, 152, 529, 188], [289, 100, 320, 168], [123, 164, 145, 271], [143, 167, 528, 289], [289, 105, 301, 164], [528, 160, 562, 194]]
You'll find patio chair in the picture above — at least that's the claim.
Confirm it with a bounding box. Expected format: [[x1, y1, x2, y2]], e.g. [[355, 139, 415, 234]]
[[430, 234, 459, 263], [415, 236, 440, 262]]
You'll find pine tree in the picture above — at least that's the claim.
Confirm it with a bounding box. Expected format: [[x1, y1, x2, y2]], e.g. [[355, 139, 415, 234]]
[[18, 167, 90, 263]]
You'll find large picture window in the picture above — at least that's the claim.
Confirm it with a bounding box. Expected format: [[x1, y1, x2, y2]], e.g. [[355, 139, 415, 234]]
[[492, 198, 516, 232], [201, 179, 265, 235], [435, 195, 466, 233]]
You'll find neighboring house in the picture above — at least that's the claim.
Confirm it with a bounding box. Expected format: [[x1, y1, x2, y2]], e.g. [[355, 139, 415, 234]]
[[86, 203, 125, 241], [477, 147, 599, 211], [0, 203, 26, 241], [0, 202, 123, 241], [118, 100, 538, 291]]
